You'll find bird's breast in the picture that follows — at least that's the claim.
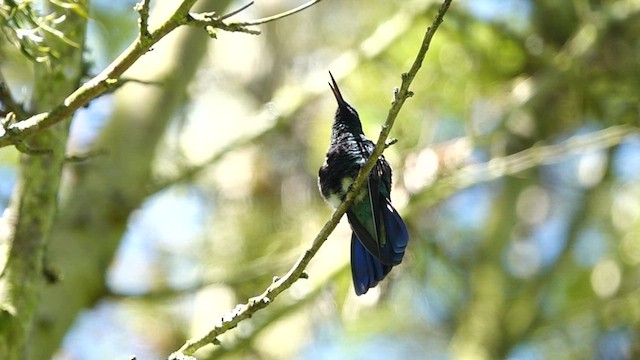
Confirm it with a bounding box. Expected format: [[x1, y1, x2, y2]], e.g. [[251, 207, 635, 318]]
[[319, 134, 375, 208], [324, 176, 368, 209]]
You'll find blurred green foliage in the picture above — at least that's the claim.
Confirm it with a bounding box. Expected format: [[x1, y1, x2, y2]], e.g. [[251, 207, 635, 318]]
[[1, 0, 640, 359]]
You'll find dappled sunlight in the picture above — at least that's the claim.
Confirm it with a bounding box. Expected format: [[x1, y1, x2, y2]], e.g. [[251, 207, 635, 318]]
[[611, 185, 640, 232], [620, 231, 640, 266], [576, 150, 608, 188], [505, 237, 542, 279], [516, 185, 550, 226], [591, 259, 622, 299], [403, 148, 439, 193]]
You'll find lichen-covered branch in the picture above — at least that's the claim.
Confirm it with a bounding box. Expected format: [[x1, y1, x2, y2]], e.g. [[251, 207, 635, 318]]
[[0, 0, 257, 149]]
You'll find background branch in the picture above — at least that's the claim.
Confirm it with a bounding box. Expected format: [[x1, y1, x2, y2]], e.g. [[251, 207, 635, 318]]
[[220, 1, 255, 20], [239, 0, 324, 26], [409, 124, 639, 211]]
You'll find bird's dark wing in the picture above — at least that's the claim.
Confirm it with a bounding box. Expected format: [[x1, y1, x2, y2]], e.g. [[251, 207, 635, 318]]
[[347, 171, 407, 266], [346, 176, 385, 261]]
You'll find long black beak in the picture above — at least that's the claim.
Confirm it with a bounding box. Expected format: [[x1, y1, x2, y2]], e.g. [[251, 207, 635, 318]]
[[328, 71, 347, 107]]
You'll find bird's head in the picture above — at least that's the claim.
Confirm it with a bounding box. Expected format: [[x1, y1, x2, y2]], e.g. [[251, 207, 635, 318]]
[[328, 71, 363, 135]]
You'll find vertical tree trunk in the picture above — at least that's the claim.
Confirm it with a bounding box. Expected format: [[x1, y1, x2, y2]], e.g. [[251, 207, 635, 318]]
[[0, 2, 88, 358], [28, 1, 233, 358]]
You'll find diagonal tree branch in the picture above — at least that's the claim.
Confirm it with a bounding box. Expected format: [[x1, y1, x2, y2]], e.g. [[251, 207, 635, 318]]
[[205, 265, 350, 359], [0, 0, 331, 149], [0, 0, 259, 149], [169, 1, 453, 358]]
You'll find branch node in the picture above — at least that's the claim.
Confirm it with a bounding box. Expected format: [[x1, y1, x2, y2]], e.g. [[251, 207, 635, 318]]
[[385, 138, 398, 148], [187, 12, 260, 36], [15, 140, 53, 156], [248, 296, 259, 306], [1, 112, 16, 128], [43, 265, 62, 284], [64, 149, 108, 162], [205, 26, 218, 39], [199, 11, 218, 21], [134, 0, 152, 39]]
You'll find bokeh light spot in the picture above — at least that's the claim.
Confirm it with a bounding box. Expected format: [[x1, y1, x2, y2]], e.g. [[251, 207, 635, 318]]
[[591, 259, 621, 298]]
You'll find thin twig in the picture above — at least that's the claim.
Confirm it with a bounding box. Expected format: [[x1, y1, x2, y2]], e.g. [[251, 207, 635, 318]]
[[207, 265, 349, 359], [64, 149, 108, 162], [113, 77, 163, 87], [239, 0, 323, 26], [14, 139, 53, 155], [220, 0, 254, 20], [91, 77, 163, 102], [168, 1, 453, 358], [0, 72, 28, 119]]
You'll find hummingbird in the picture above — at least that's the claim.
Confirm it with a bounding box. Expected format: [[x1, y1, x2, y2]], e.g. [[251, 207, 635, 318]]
[[318, 72, 409, 295]]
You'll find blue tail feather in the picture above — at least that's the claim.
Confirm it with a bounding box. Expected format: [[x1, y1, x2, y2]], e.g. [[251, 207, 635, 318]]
[[347, 197, 409, 266], [350, 198, 408, 295], [351, 233, 392, 295], [382, 199, 409, 264]]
